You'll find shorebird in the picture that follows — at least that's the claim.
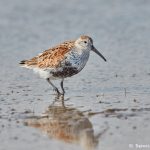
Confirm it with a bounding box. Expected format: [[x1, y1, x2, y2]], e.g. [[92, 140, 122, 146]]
[[20, 35, 106, 95]]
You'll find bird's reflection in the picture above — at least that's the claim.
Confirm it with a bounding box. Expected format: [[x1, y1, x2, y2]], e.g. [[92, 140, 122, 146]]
[[24, 95, 107, 150]]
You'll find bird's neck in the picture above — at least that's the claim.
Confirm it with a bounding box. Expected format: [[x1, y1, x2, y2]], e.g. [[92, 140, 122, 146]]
[[75, 47, 90, 56]]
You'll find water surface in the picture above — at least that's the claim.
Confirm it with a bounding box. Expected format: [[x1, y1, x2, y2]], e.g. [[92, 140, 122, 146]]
[[0, 0, 150, 150]]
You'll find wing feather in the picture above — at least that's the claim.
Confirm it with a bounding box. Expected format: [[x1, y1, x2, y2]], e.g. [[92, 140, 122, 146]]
[[21, 40, 75, 69]]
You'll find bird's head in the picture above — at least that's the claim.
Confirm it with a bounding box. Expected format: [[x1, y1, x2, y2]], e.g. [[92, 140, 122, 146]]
[[75, 35, 107, 62]]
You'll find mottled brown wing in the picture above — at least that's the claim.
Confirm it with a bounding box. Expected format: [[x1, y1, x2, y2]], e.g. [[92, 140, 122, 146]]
[[23, 41, 75, 69]]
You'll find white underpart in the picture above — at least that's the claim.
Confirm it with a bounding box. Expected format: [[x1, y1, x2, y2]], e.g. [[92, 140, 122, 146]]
[[33, 67, 64, 79], [21, 63, 53, 79], [33, 68, 51, 79]]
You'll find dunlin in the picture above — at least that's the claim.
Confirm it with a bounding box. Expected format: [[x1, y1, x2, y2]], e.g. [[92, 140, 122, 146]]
[[20, 35, 106, 95]]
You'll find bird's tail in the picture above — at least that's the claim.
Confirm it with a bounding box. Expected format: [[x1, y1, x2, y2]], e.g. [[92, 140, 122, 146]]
[[19, 57, 38, 69], [19, 60, 33, 69], [19, 60, 29, 68], [19, 60, 27, 65]]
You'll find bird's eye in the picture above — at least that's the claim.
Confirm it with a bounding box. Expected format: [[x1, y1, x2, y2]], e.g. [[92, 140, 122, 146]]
[[84, 41, 87, 44]]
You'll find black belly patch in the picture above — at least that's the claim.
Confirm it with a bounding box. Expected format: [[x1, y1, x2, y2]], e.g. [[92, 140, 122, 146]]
[[51, 67, 78, 78]]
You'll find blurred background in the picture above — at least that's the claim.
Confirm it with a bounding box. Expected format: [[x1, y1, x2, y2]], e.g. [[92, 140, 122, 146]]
[[0, 0, 150, 150]]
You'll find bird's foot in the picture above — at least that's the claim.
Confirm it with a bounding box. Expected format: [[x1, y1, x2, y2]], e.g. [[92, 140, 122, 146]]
[[53, 88, 65, 96], [53, 88, 60, 94]]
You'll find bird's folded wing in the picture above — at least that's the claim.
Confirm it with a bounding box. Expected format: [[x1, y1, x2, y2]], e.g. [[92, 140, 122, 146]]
[[22, 41, 75, 69]]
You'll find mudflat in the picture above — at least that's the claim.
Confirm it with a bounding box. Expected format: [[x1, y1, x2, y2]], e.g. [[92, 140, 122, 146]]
[[0, 0, 150, 150]]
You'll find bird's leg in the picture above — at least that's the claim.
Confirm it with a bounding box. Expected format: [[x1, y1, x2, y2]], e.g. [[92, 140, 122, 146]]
[[46, 78, 60, 95], [60, 78, 65, 95]]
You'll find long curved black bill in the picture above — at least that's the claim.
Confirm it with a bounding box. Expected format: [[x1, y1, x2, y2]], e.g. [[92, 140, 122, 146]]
[[92, 46, 107, 62]]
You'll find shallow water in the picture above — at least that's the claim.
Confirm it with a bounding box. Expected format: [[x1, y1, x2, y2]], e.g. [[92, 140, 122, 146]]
[[0, 0, 150, 150]]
